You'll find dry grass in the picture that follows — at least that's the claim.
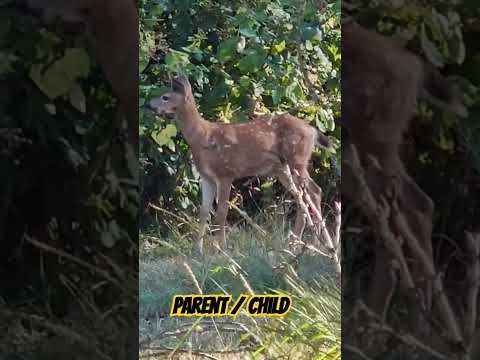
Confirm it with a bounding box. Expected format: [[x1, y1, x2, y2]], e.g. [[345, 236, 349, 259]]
[[140, 212, 340, 359]]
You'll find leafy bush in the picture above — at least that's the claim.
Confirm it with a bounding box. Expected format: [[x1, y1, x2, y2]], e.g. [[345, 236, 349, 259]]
[[139, 0, 341, 230], [1, 4, 137, 358]]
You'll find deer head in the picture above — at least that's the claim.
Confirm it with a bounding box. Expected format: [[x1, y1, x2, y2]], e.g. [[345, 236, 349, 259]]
[[149, 76, 193, 117], [26, 0, 139, 152]]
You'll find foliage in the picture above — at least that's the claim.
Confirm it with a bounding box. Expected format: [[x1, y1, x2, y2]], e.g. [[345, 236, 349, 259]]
[[342, 1, 480, 357], [139, 0, 341, 227], [1, 4, 137, 357], [1, 4, 137, 251], [343, 0, 480, 172], [139, 217, 339, 359], [342, 0, 480, 284], [250, 276, 340, 359]]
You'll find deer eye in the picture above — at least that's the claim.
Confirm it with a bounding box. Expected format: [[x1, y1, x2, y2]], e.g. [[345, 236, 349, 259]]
[[161, 95, 170, 101]]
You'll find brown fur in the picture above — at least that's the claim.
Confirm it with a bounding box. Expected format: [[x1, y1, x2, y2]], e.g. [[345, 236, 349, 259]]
[[26, 0, 139, 152], [342, 20, 468, 351], [149, 76, 330, 255]]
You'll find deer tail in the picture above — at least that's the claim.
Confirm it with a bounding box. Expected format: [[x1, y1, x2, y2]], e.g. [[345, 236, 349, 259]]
[[419, 63, 468, 118]]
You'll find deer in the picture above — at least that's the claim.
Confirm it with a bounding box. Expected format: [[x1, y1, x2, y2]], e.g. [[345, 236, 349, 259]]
[[342, 19, 468, 354], [148, 76, 332, 255], [25, 0, 139, 154]]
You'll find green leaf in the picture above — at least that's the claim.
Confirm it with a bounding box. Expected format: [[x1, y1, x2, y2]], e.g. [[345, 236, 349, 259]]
[[316, 115, 327, 132], [164, 50, 190, 71], [152, 124, 178, 147], [273, 41, 286, 54], [285, 81, 302, 103], [270, 88, 281, 105], [217, 38, 239, 63], [29, 48, 90, 99], [448, 29, 466, 65], [420, 24, 445, 67], [237, 50, 266, 74], [139, 31, 155, 73], [62, 48, 90, 77], [239, 28, 257, 38]]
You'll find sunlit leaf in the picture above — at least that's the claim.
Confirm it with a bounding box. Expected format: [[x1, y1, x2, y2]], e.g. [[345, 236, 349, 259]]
[[420, 24, 445, 67], [29, 48, 90, 99], [152, 124, 178, 147]]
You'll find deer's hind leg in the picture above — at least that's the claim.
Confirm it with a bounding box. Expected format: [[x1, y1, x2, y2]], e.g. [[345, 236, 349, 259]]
[[298, 173, 324, 248], [275, 168, 308, 243], [292, 165, 323, 220], [307, 177, 322, 214]]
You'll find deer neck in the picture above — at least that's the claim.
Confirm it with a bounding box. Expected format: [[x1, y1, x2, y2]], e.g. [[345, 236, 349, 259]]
[[175, 100, 208, 150]]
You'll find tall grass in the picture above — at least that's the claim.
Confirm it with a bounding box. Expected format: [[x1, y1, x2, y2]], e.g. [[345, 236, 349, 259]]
[[140, 212, 340, 359]]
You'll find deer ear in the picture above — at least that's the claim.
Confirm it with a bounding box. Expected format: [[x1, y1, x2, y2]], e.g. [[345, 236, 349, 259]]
[[172, 76, 191, 97], [171, 78, 185, 95]]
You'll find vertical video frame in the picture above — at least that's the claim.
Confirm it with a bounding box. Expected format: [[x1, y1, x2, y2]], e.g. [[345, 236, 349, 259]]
[[139, 0, 341, 358], [1, 0, 138, 358], [342, 1, 480, 359]]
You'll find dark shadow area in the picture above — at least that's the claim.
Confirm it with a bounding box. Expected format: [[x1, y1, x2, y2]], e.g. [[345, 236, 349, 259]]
[[342, 1, 480, 359], [0, 1, 138, 358]]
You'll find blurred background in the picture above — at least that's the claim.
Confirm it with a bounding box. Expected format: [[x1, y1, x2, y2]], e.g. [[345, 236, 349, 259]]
[[138, 0, 341, 358]]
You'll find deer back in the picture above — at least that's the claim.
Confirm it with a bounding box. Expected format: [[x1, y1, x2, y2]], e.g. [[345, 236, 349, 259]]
[[150, 76, 323, 181], [342, 22, 422, 147], [193, 114, 318, 180]]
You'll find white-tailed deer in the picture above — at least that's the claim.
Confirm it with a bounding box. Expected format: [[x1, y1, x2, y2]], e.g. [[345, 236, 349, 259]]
[[149, 76, 332, 255], [342, 20, 468, 350], [26, 0, 139, 153]]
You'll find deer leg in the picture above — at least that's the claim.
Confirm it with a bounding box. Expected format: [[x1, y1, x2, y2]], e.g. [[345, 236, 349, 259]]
[[213, 178, 232, 250], [368, 239, 398, 322], [293, 175, 324, 241], [292, 211, 307, 243], [276, 171, 307, 243], [307, 178, 322, 215], [397, 175, 434, 318], [400, 175, 434, 257], [367, 172, 435, 328], [195, 177, 216, 256]]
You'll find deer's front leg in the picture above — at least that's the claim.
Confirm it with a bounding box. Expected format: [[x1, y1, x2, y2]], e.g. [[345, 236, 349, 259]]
[[213, 178, 233, 250], [196, 177, 216, 256]]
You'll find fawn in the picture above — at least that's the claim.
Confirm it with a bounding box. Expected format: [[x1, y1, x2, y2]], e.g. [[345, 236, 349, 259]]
[[26, 0, 139, 153], [149, 76, 332, 255], [342, 20, 468, 347]]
